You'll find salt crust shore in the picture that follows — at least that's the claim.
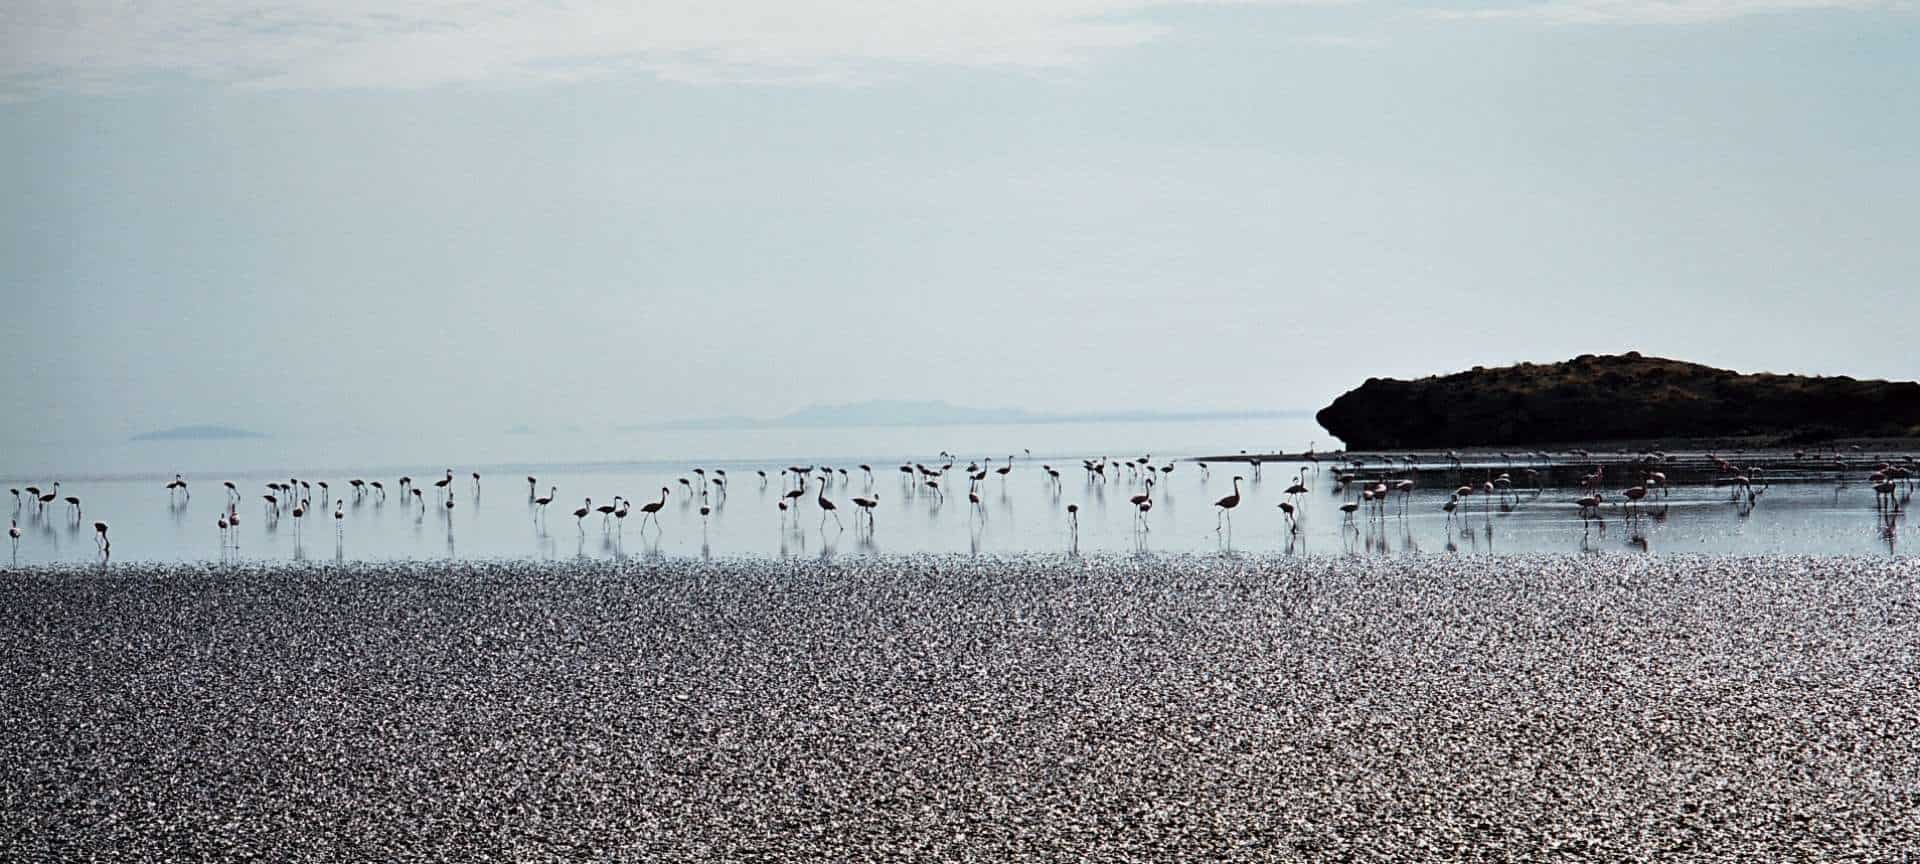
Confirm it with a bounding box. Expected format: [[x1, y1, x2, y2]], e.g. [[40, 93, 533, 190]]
[[3, 555, 1918, 861]]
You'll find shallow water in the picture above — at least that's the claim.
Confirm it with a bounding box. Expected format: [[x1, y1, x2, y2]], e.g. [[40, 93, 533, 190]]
[[6, 428, 1914, 564]]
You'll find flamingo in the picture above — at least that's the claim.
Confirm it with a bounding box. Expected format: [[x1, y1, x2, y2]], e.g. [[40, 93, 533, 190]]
[[167, 474, 189, 500], [1339, 497, 1360, 523], [528, 476, 538, 498], [1127, 480, 1155, 531], [1278, 500, 1297, 532], [471, 473, 482, 494], [94, 522, 109, 555], [65, 496, 81, 520], [816, 478, 841, 529], [1066, 504, 1079, 541], [639, 488, 669, 529], [1873, 478, 1899, 510], [596, 497, 618, 529], [614, 498, 631, 533], [699, 504, 712, 527], [1284, 476, 1309, 503], [1442, 495, 1459, 523], [370, 481, 385, 500], [996, 456, 1014, 483], [8, 518, 18, 554], [1575, 493, 1603, 532], [263, 493, 279, 517], [1623, 485, 1648, 519], [1129, 479, 1154, 511], [851, 494, 878, 529], [434, 469, 453, 496], [334, 500, 344, 533], [1213, 476, 1243, 531], [39, 482, 59, 512], [572, 498, 593, 533], [534, 486, 558, 519]]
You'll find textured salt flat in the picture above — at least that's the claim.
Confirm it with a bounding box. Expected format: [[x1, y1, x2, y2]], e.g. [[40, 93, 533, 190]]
[[2, 555, 1917, 861]]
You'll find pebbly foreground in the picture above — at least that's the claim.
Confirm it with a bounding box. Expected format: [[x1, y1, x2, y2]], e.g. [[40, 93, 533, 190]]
[[2, 555, 1917, 862]]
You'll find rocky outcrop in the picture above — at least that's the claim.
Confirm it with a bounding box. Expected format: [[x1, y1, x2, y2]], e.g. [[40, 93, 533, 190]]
[[1314, 353, 1920, 449]]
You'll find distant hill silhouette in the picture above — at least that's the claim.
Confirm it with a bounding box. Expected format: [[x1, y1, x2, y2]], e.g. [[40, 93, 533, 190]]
[[131, 425, 266, 442], [1316, 353, 1920, 448], [645, 400, 1301, 430]]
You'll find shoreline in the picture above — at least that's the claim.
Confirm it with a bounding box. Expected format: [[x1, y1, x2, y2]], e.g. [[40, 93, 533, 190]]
[[4, 548, 1917, 574], [1190, 443, 1920, 486], [1197, 437, 1920, 461], [4, 556, 1915, 859]]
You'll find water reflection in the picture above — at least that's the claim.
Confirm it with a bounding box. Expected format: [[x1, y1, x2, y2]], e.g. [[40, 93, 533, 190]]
[[6, 453, 1916, 565]]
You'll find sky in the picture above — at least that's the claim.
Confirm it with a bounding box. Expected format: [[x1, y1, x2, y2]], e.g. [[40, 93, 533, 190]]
[[3, 0, 1918, 447]]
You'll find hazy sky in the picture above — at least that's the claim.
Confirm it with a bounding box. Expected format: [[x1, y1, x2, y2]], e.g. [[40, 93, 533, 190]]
[[4, 1, 1917, 445]]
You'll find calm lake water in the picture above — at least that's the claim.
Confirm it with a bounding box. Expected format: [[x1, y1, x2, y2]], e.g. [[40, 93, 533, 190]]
[[4, 417, 1914, 564]]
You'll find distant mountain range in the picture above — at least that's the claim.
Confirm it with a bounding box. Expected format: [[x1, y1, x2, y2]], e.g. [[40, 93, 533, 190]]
[[131, 425, 266, 442], [633, 400, 1305, 431]]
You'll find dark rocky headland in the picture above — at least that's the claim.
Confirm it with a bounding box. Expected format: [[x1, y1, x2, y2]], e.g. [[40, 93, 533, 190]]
[[1314, 353, 1920, 450]]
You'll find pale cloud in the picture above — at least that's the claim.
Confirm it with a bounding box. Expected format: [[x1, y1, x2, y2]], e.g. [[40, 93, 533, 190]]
[[1, 0, 1335, 97], [1438, 0, 1904, 23], [1290, 32, 1387, 47], [5, 1, 1907, 98]]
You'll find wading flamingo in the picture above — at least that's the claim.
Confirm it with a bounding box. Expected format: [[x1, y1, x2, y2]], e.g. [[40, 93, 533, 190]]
[[1213, 476, 1243, 531], [639, 488, 669, 529], [817, 478, 842, 529], [851, 494, 878, 530]]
